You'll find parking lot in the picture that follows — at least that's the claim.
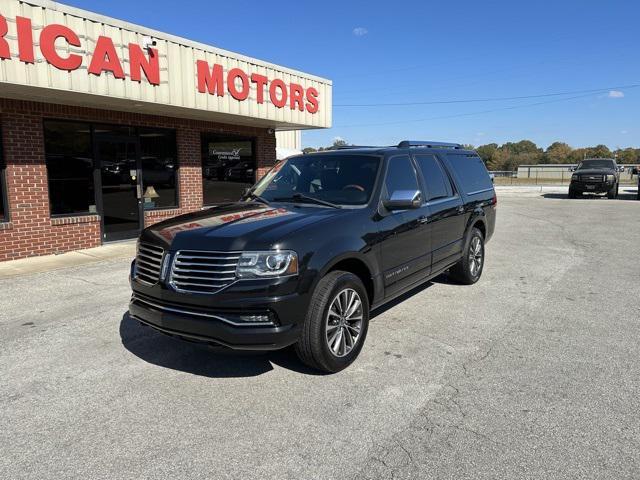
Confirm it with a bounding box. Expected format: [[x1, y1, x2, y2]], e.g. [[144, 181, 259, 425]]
[[1, 190, 639, 480]]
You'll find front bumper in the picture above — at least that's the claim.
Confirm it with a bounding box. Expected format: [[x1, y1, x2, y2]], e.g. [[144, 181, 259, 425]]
[[129, 294, 301, 350], [128, 263, 310, 350], [570, 181, 613, 193]]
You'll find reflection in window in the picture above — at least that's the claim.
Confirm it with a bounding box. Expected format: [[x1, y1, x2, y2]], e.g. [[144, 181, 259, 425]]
[[44, 121, 95, 215], [140, 129, 178, 210], [202, 135, 255, 205], [0, 126, 6, 221]]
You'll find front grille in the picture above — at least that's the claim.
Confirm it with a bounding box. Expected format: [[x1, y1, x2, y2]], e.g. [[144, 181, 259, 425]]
[[169, 251, 241, 294], [580, 174, 604, 183], [135, 243, 165, 285]]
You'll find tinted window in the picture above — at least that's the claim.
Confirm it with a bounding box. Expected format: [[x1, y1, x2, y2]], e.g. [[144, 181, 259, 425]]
[[384, 155, 419, 198], [414, 154, 453, 201], [140, 128, 178, 209], [446, 154, 493, 195], [0, 126, 6, 221], [44, 121, 95, 215], [253, 154, 380, 206], [202, 135, 255, 205], [577, 159, 615, 170]]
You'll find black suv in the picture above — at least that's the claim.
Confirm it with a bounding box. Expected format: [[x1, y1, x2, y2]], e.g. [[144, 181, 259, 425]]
[[569, 158, 621, 199], [129, 141, 497, 372]]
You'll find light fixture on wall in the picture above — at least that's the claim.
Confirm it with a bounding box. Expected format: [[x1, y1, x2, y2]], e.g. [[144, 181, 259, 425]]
[[141, 36, 157, 53]]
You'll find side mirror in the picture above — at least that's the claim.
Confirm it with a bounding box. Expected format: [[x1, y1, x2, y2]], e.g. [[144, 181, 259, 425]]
[[569, 167, 576, 172], [617, 166, 625, 173], [384, 190, 422, 210]]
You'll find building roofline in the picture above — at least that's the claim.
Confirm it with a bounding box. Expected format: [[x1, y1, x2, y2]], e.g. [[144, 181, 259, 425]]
[[22, 0, 332, 85]]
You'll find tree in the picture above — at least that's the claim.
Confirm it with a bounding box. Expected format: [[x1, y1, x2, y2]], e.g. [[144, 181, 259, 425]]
[[614, 148, 639, 165], [545, 142, 572, 164], [302, 147, 317, 154]]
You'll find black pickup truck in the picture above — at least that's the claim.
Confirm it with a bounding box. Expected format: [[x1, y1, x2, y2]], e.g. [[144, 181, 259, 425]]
[[569, 158, 622, 199], [129, 141, 497, 372]]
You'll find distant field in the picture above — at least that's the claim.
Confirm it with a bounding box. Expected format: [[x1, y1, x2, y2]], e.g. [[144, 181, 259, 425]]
[[494, 176, 637, 186]]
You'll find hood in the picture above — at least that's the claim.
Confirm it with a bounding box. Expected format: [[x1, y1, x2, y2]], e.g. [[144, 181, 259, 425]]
[[575, 168, 615, 175], [140, 202, 347, 251]]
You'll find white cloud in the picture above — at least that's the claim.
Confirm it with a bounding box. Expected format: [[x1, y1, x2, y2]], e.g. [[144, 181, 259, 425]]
[[333, 136, 345, 143], [621, 130, 628, 134], [608, 90, 624, 98], [353, 27, 368, 37]]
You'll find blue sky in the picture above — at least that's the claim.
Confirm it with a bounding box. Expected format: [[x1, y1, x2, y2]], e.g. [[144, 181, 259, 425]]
[[66, 0, 639, 150]]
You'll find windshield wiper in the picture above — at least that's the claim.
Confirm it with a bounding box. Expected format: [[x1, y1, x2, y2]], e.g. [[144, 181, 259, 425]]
[[242, 191, 270, 205], [273, 193, 342, 209]]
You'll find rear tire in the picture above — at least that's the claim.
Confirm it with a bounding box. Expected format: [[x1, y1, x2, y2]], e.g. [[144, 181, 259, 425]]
[[449, 227, 485, 285], [295, 271, 370, 373]]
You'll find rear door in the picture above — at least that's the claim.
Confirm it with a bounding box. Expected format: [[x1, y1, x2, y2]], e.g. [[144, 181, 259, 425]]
[[377, 154, 432, 297], [413, 154, 467, 272]]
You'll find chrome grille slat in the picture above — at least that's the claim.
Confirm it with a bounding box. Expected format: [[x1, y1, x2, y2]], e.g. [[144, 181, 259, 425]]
[[135, 243, 164, 285], [170, 250, 240, 294]]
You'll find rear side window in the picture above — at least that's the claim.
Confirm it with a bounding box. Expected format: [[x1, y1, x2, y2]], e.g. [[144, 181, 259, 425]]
[[446, 154, 493, 194], [384, 155, 419, 198], [414, 154, 453, 201]]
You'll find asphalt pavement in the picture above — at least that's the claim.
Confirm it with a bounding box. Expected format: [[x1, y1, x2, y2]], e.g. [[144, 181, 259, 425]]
[[1, 191, 639, 479]]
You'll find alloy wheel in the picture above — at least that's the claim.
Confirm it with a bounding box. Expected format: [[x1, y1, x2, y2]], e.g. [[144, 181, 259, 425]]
[[325, 288, 363, 358], [469, 236, 483, 277]]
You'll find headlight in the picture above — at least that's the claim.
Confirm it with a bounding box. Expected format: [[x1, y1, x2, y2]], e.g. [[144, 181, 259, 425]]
[[606, 174, 615, 182], [236, 251, 298, 278], [571, 174, 578, 180]]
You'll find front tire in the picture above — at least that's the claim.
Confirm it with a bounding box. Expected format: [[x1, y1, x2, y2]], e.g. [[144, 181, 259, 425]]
[[607, 183, 617, 199], [295, 271, 370, 373], [449, 227, 485, 285]]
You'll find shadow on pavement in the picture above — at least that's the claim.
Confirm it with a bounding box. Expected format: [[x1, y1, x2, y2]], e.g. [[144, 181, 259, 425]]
[[120, 274, 451, 377], [119, 313, 324, 378], [542, 190, 638, 201]]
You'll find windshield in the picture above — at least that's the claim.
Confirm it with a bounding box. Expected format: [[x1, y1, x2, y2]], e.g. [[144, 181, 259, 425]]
[[251, 154, 381, 206], [577, 159, 615, 170]]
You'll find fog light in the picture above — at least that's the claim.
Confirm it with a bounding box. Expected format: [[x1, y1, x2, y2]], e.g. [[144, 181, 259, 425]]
[[239, 314, 272, 324]]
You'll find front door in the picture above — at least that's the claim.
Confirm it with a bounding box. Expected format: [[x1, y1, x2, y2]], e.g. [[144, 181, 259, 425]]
[[95, 136, 142, 242], [378, 154, 432, 298]]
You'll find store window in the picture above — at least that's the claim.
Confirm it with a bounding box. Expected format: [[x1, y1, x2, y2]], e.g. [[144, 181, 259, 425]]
[[0, 125, 7, 221], [44, 121, 95, 216], [202, 134, 256, 205], [140, 128, 178, 210]]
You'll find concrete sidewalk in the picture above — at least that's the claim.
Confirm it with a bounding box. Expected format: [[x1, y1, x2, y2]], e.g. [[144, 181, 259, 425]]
[[0, 241, 136, 279]]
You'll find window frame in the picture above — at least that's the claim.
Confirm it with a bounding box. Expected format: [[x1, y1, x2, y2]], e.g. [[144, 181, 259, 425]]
[[0, 123, 8, 222], [380, 154, 424, 214], [201, 132, 257, 206], [43, 119, 180, 218], [412, 153, 458, 204], [138, 126, 180, 211]]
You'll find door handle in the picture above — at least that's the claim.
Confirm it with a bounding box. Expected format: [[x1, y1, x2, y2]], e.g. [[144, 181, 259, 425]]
[[419, 216, 429, 224]]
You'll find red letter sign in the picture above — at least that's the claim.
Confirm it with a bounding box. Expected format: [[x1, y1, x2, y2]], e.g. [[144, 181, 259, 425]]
[[0, 14, 9, 59], [269, 79, 288, 109], [16, 16, 34, 63], [289, 83, 305, 111], [306, 87, 319, 114], [40, 24, 82, 71], [128, 43, 159, 85], [197, 60, 224, 96], [88, 36, 124, 78], [227, 68, 250, 101], [250, 74, 268, 104]]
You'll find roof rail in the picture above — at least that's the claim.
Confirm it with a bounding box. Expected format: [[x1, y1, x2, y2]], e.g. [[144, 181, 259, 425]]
[[397, 140, 462, 149], [333, 145, 381, 150]]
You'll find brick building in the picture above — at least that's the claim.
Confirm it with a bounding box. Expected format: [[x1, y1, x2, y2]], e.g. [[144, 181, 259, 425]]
[[0, 0, 332, 261]]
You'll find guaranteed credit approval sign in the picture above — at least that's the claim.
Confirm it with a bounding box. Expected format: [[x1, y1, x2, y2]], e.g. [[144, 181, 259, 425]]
[[0, 0, 332, 128]]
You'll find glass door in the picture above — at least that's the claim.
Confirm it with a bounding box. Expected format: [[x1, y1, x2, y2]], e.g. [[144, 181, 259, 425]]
[[95, 135, 142, 241]]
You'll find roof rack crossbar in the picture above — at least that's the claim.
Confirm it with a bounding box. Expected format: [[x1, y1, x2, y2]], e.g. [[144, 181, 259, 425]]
[[397, 140, 462, 149]]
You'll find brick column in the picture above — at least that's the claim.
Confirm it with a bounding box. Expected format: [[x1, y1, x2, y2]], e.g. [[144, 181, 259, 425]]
[[256, 129, 277, 180]]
